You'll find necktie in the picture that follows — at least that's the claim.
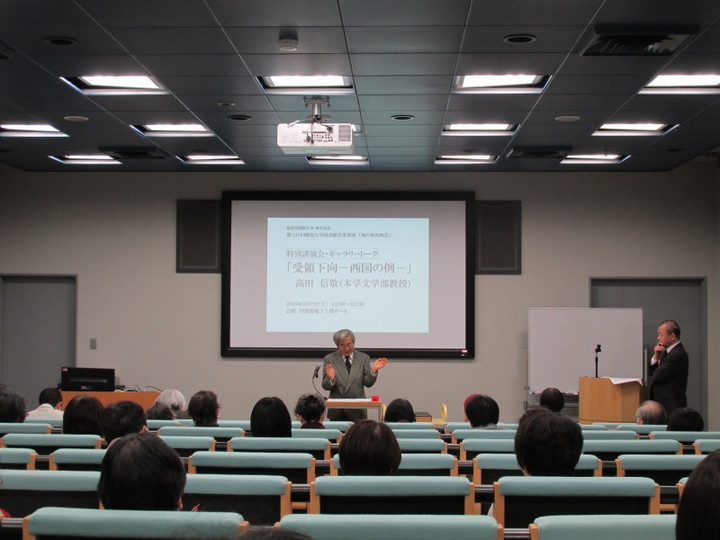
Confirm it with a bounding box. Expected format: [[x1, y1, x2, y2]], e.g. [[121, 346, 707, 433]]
[[344, 356, 352, 373]]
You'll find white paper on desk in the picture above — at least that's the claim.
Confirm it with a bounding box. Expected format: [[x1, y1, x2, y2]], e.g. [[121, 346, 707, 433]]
[[608, 377, 644, 385]]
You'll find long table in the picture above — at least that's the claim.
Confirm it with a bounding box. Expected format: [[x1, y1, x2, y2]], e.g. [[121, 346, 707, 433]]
[[324, 398, 383, 420]]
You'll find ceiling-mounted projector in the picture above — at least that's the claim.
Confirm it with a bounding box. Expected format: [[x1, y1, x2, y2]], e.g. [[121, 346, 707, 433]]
[[277, 122, 354, 154]]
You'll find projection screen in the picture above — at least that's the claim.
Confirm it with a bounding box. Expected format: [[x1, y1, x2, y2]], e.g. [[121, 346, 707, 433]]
[[221, 191, 475, 358]]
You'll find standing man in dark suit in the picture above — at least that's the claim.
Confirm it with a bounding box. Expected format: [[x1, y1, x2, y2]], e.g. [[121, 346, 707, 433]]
[[648, 319, 689, 417], [322, 329, 388, 421]]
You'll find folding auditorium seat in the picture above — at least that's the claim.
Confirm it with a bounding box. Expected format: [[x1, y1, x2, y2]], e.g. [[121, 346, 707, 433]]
[[650, 430, 720, 445], [528, 514, 676, 540], [48, 448, 106, 471], [23, 506, 247, 540], [329, 452, 458, 476], [183, 473, 290, 526], [383, 422, 438, 430], [308, 476, 475, 515], [451, 429, 515, 444], [443, 422, 471, 434], [157, 426, 244, 451], [459, 438, 515, 460], [0, 470, 100, 517], [493, 476, 659, 529], [693, 438, 720, 454], [0, 447, 37, 470], [1, 434, 102, 456], [158, 435, 216, 457], [581, 430, 637, 440], [279, 513, 503, 540], [397, 438, 447, 454], [614, 423, 668, 436], [581, 439, 681, 462], [474, 453, 602, 485], [391, 429, 442, 439], [187, 451, 315, 484], [228, 436, 331, 460], [290, 428, 342, 442], [0, 423, 51, 437]]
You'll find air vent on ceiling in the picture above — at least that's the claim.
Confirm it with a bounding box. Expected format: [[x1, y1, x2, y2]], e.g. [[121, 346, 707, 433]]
[[98, 146, 169, 160], [582, 25, 697, 56], [506, 146, 571, 159]]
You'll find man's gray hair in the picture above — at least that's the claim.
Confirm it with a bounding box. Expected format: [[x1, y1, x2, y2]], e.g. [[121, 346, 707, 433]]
[[333, 329, 356, 346]]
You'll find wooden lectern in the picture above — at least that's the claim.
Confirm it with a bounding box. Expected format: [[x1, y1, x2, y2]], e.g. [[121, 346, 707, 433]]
[[578, 377, 644, 424]]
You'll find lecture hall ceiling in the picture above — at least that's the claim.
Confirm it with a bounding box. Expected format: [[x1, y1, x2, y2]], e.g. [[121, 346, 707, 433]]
[[1, 0, 720, 172]]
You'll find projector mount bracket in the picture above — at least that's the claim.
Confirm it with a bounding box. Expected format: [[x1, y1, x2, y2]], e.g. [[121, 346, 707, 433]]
[[287, 97, 334, 142]]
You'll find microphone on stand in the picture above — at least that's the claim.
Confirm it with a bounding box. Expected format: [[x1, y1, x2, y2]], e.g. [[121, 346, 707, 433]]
[[312, 363, 321, 379], [594, 344, 602, 378]]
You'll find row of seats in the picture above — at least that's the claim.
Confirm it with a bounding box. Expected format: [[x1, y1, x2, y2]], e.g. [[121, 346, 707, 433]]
[[21, 507, 679, 540]]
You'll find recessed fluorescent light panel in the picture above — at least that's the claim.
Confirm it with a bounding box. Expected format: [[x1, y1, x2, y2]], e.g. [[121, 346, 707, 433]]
[[561, 153, 629, 164], [435, 154, 497, 164], [442, 123, 517, 136], [593, 123, 676, 136], [49, 153, 121, 165], [258, 75, 354, 95], [0, 124, 68, 137], [641, 73, 720, 94], [60, 75, 167, 95], [178, 154, 245, 165], [131, 123, 213, 137], [453, 74, 549, 94], [306, 155, 368, 166]]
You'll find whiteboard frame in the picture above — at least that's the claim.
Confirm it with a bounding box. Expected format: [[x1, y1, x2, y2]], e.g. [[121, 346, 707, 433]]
[[527, 307, 643, 394]]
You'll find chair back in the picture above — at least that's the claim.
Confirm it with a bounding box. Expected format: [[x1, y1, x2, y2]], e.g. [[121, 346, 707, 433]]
[[581, 439, 681, 461], [183, 473, 291, 525], [528, 514, 676, 540], [228, 436, 331, 460], [693, 438, 720, 454], [159, 435, 216, 456], [157, 426, 244, 446], [474, 453, 601, 484], [494, 476, 660, 528], [309, 475, 474, 515], [330, 453, 458, 476], [0, 423, 52, 437], [1, 433, 102, 455], [217, 420, 252, 430], [24, 418, 63, 430], [384, 422, 437, 430], [48, 448, 106, 471], [146, 419, 183, 430], [391, 429, 441, 439], [444, 422, 471, 433], [188, 451, 315, 484], [459, 438, 515, 460], [650, 430, 720, 444], [397, 438, 447, 454], [579, 424, 609, 431], [0, 470, 100, 516], [581, 430, 637, 440], [452, 429, 515, 443], [280, 514, 502, 540], [23, 506, 246, 539], [291, 428, 342, 442], [614, 423, 668, 435], [0, 447, 38, 470]]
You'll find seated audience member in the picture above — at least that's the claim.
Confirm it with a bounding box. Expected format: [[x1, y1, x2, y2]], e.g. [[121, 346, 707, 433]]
[[294, 393, 326, 429], [635, 400, 667, 425], [0, 390, 27, 423], [676, 449, 720, 540], [667, 406, 704, 431], [251, 396, 292, 437], [149, 388, 188, 420], [464, 394, 501, 428], [98, 432, 186, 510], [146, 402, 176, 420], [515, 407, 583, 476], [62, 394, 104, 434], [384, 398, 416, 423], [539, 387, 564, 413], [26, 387, 64, 420], [187, 390, 220, 427], [339, 419, 401, 475], [101, 400, 147, 445]]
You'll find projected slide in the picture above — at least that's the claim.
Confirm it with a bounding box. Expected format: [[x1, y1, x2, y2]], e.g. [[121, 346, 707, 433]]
[[266, 217, 429, 333], [222, 191, 475, 358]]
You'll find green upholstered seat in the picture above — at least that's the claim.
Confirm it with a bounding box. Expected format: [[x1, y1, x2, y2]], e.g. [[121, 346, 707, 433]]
[[0, 447, 38, 469], [0, 470, 100, 516], [48, 448, 106, 471], [529, 514, 676, 540], [228, 436, 330, 460], [188, 451, 315, 484], [397, 438, 447, 453]]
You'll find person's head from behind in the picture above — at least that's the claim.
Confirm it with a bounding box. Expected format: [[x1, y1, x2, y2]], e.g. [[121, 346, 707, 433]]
[[667, 407, 704, 431], [187, 390, 219, 426], [99, 432, 186, 510], [155, 389, 186, 417], [38, 387, 62, 408], [635, 400, 667, 425], [384, 398, 416, 423], [676, 449, 720, 539], [515, 407, 583, 476], [339, 419, 401, 475], [100, 400, 147, 444], [294, 393, 326, 424], [251, 396, 292, 437], [62, 395, 104, 434], [146, 402, 176, 420], [0, 390, 26, 422], [539, 387, 564, 413], [464, 394, 500, 427]]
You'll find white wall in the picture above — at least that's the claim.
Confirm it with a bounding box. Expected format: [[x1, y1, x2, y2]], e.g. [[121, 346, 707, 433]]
[[1, 162, 718, 426]]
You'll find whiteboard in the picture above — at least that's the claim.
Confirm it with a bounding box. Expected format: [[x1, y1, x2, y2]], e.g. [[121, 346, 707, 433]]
[[528, 308, 643, 394]]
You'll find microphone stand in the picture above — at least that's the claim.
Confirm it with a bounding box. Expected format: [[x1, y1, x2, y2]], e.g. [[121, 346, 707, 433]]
[[594, 345, 601, 378]]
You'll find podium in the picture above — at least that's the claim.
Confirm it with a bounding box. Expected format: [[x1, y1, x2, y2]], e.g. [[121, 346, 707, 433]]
[[61, 391, 160, 411], [578, 377, 644, 424]]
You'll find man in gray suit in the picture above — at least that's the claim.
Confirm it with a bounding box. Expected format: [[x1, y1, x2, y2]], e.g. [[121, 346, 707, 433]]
[[322, 329, 388, 421], [648, 319, 689, 418]]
